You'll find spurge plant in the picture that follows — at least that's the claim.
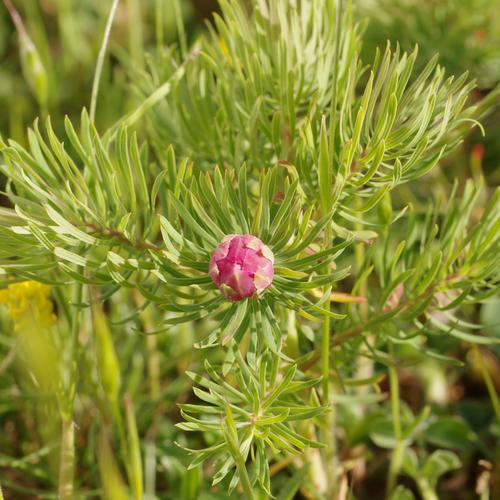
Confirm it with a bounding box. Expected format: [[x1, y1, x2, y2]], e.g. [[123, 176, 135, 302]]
[[0, 0, 499, 498]]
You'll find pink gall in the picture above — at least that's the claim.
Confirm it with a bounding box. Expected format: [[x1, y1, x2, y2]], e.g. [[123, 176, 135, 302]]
[[209, 234, 274, 301]]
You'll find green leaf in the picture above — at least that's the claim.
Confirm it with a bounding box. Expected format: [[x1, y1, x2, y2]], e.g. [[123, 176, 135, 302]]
[[425, 418, 477, 451], [389, 486, 415, 500], [275, 464, 310, 500], [421, 450, 461, 488], [318, 116, 332, 212], [45, 205, 96, 245], [54, 247, 87, 267], [220, 300, 248, 346]]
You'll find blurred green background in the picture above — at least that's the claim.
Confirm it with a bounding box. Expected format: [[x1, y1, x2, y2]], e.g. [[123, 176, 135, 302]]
[[0, 1, 499, 498]]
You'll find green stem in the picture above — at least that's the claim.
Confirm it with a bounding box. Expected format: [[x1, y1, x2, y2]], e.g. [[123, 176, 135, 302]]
[[389, 367, 401, 441], [58, 418, 75, 500], [225, 405, 254, 500], [387, 347, 404, 494], [144, 440, 157, 497], [56, 0, 77, 69], [473, 345, 500, 421], [321, 0, 343, 463], [127, 0, 144, 69], [416, 478, 439, 500], [137, 295, 161, 401], [90, 0, 120, 122], [321, 313, 331, 404], [321, 222, 339, 495], [285, 310, 299, 359], [320, 0, 342, 470], [354, 202, 372, 393], [67, 283, 83, 412], [173, 0, 187, 57], [388, 441, 405, 495], [58, 282, 82, 499], [302, 274, 461, 372], [235, 453, 255, 500], [354, 243, 368, 321], [321, 227, 332, 398], [155, 0, 164, 50], [124, 395, 144, 500]]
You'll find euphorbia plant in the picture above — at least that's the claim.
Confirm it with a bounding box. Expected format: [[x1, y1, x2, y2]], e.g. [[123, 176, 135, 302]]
[[0, 0, 499, 498]]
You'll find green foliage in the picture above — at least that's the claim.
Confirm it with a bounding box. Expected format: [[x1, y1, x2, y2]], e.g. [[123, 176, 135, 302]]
[[179, 353, 325, 494], [0, 0, 202, 137], [0, 0, 499, 498], [357, 0, 500, 90]]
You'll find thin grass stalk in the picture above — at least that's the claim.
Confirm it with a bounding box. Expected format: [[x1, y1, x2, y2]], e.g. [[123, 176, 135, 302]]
[[58, 281, 83, 499], [387, 347, 404, 495], [225, 405, 255, 500], [58, 418, 75, 499], [144, 440, 157, 497], [473, 345, 500, 422], [155, 0, 164, 50], [127, 0, 144, 69], [321, 0, 343, 493], [90, 0, 120, 122], [415, 478, 440, 500], [173, 0, 187, 57], [235, 453, 255, 500], [321, 223, 338, 495], [286, 310, 299, 359], [124, 395, 144, 500]]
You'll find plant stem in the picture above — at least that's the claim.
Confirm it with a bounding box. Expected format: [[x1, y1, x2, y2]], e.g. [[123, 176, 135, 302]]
[[225, 404, 254, 500], [173, 0, 187, 57], [127, 0, 144, 69], [132, 292, 159, 496], [321, 229, 332, 399], [58, 418, 75, 499], [354, 204, 373, 393], [90, 0, 120, 122], [319, 4, 343, 489], [387, 347, 404, 494], [302, 274, 461, 372], [144, 440, 157, 497], [321, 221, 339, 496], [56, 0, 78, 70], [285, 310, 299, 359], [143, 306, 160, 400], [155, 0, 164, 50], [416, 478, 439, 500], [235, 453, 255, 500], [124, 395, 144, 500], [473, 345, 500, 421], [133, 290, 161, 400], [389, 361, 402, 443], [67, 283, 83, 413], [321, 0, 342, 470], [57, 282, 83, 498]]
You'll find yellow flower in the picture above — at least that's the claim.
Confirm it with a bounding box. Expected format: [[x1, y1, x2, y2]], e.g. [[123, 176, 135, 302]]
[[219, 36, 229, 58], [0, 281, 56, 330]]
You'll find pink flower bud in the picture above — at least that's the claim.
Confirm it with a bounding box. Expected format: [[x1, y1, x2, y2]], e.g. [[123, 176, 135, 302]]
[[209, 234, 274, 301]]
